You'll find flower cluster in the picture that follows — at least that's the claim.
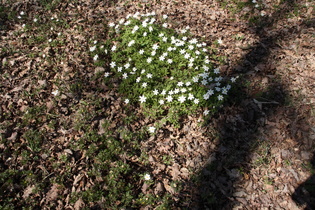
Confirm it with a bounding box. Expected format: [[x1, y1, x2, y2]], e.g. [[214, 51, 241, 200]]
[[105, 12, 235, 121]]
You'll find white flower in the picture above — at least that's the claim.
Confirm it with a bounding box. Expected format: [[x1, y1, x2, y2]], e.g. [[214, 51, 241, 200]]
[[149, 26, 153, 32], [177, 82, 184, 87], [163, 14, 168, 19], [117, 67, 122, 72], [147, 73, 153, 78], [153, 89, 159, 95], [180, 49, 186, 54], [188, 45, 194, 50], [124, 20, 131, 25], [93, 40, 97, 44], [22, 24, 25, 28], [52, 90, 59, 96], [192, 76, 199, 83], [182, 36, 187, 41], [18, 16, 21, 19], [174, 88, 180, 94], [33, 18, 38, 22], [141, 69, 146, 74], [217, 38, 223, 45], [142, 21, 148, 27], [161, 90, 166, 95], [147, 57, 152, 63], [139, 95, 147, 103], [203, 93, 210, 100], [201, 80, 208, 85], [231, 77, 237, 83], [162, 37, 167, 42], [159, 56, 165, 61], [110, 61, 116, 68], [150, 18, 156, 24], [125, 99, 130, 104], [178, 95, 186, 103], [218, 95, 224, 101], [57, 32, 61, 36], [104, 72, 110, 77], [143, 32, 147, 37], [184, 53, 190, 59], [189, 38, 198, 44], [144, 173, 151, 180], [181, 88, 187, 93], [189, 58, 195, 63], [151, 51, 156, 56], [222, 88, 228, 95], [136, 77, 141, 83], [200, 72, 209, 79], [188, 93, 194, 100], [168, 90, 174, 95], [139, 49, 144, 54], [194, 98, 199, 104], [197, 43, 202, 47], [181, 29, 187, 33], [132, 25, 139, 33], [159, 99, 164, 105], [203, 65, 209, 71], [167, 47, 173, 51], [167, 59, 173, 64], [122, 73, 128, 79], [260, 11, 266, 16], [159, 33, 164, 37], [162, 23, 168, 28], [203, 110, 210, 116], [142, 82, 147, 88], [128, 40, 135, 47], [252, 0, 257, 3], [195, 50, 200, 55], [207, 89, 214, 96], [166, 95, 173, 102], [89, 46, 96, 52], [124, 63, 130, 69], [93, 54, 98, 61], [20, 11, 25, 15], [185, 82, 191, 86], [152, 44, 159, 50], [214, 68, 220, 74], [111, 45, 116, 51], [205, 59, 210, 64]]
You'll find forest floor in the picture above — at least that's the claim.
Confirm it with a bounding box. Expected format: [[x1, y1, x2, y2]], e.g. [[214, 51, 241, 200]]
[[1, 0, 315, 209]]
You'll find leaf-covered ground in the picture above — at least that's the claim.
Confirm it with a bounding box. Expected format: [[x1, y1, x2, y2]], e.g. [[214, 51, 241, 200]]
[[1, 0, 314, 209]]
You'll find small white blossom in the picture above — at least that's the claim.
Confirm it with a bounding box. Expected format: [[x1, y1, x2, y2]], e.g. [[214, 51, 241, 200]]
[[89, 46, 96, 52], [111, 45, 116, 51], [147, 73, 153, 78], [184, 53, 190, 59], [166, 95, 173, 102], [159, 99, 164, 105], [142, 82, 147, 88], [151, 51, 156, 56], [139, 95, 147, 103], [33, 18, 38, 22], [109, 22, 115, 27], [188, 93, 194, 100], [214, 68, 220, 74], [217, 38, 223, 45], [143, 32, 147, 37], [162, 37, 167, 42], [141, 69, 146, 74], [52, 90, 59, 96], [128, 40, 135, 47], [117, 67, 123, 72], [93, 54, 98, 61], [122, 73, 128, 79], [163, 14, 168, 19], [148, 127, 155, 134], [153, 89, 159, 95], [194, 98, 199, 104], [203, 110, 210, 116], [180, 49, 186, 54], [174, 88, 180, 94], [136, 77, 141, 83], [218, 95, 224, 101], [162, 23, 168, 28], [124, 63, 130, 69], [177, 82, 184, 87], [167, 59, 173, 64], [185, 82, 191, 86], [144, 173, 151, 181], [147, 57, 152, 63], [20, 11, 25, 15], [188, 45, 194, 50], [231, 77, 237, 83], [161, 90, 166, 95], [149, 26, 153, 32], [139, 49, 144, 54], [152, 44, 159, 50], [104, 72, 110, 77], [178, 95, 186, 103], [159, 56, 165, 61], [125, 99, 130, 104], [110, 61, 116, 68]]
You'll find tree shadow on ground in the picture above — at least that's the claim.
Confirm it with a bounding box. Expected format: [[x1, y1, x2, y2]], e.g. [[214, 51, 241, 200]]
[[293, 154, 315, 209], [192, 0, 315, 209]]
